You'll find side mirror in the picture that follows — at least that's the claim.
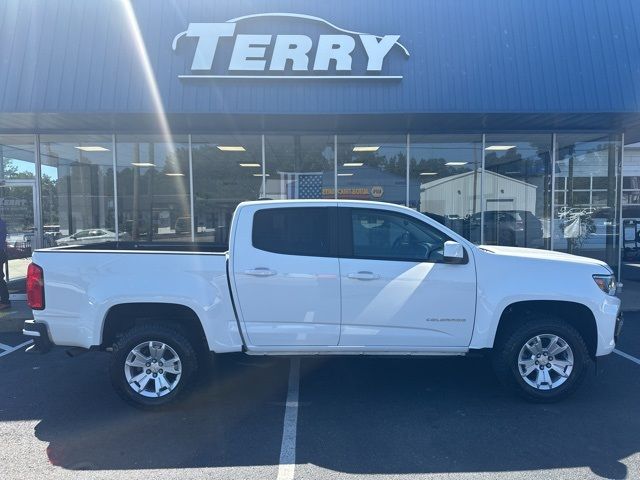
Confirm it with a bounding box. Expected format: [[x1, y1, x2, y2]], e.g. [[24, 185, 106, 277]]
[[443, 241, 465, 263]]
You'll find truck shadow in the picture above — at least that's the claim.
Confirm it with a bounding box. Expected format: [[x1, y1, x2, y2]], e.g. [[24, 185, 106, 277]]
[[10, 349, 637, 478], [295, 355, 634, 479]]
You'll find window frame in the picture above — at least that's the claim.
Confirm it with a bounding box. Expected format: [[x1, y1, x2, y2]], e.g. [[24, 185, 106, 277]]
[[337, 207, 468, 264], [251, 206, 339, 258]]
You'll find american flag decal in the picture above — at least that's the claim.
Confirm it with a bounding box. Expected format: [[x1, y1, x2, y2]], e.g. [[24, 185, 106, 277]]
[[298, 173, 323, 199], [279, 172, 323, 199]]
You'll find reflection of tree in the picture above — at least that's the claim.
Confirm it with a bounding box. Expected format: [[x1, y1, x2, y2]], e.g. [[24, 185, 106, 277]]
[[190, 144, 262, 202], [268, 137, 334, 173], [562, 213, 596, 248], [40, 156, 113, 230], [1, 158, 23, 179], [0, 159, 56, 227], [117, 144, 191, 241], [337, 143, 406, 177], [189, 144, 264, 243]]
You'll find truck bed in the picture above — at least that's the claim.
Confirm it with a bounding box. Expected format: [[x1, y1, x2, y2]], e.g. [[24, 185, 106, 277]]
[[31, 243, 242, 352]]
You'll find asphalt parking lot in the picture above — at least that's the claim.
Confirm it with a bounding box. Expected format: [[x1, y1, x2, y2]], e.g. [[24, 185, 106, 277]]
[[1, 316, 639, 480]]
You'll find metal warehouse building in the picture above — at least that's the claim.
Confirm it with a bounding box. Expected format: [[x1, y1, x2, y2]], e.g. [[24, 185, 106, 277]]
[[1, 0, 640, 290]]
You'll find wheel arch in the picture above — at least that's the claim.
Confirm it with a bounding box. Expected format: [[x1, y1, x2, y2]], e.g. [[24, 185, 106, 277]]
[[101, 302, 209, 355], [493, 300, 598, 359]]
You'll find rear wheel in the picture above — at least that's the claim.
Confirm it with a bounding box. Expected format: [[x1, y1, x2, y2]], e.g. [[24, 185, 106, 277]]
[[109, 323, 198, 408], [493, 316, 591, 402]]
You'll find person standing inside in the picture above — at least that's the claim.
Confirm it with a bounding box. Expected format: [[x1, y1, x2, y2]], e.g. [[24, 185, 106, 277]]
[[0, 216, 10, 310]]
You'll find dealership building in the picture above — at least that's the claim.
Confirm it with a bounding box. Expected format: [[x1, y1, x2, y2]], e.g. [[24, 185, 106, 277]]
[[1, 0, 640, 287]]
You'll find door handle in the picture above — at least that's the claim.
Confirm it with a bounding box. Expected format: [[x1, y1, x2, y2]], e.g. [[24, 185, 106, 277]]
[[244, 267, 277, 277], [347, 271, 380, 281]]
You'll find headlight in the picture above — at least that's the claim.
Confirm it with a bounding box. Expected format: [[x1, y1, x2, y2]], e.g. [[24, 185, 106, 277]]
[[593, 274, 617, 296]]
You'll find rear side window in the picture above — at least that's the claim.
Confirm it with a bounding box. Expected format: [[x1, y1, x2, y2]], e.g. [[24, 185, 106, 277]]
[[252, 207, 332, 257]]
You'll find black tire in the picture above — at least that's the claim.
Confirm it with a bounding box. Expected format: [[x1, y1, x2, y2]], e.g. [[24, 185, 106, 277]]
[[109, 323, 198, 409], [492, 315, 591, 402]]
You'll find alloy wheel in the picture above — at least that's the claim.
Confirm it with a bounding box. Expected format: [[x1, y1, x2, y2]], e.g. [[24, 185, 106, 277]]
[[124, 341, 182, 398], [517, 334, 574, 390]]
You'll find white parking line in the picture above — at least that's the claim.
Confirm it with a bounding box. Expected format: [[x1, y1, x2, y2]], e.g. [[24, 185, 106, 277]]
[[614, 349, 640, 366], [0, 342, 14, 351], [0, 340, 33, 358], [277, 357, 300, 480]]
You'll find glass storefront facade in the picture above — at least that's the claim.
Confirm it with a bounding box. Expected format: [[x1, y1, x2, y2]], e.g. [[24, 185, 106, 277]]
[[0, 132, 624, 277], [116, 135, 190, 243], [0, 135, 38, 288], [39, 135, 115, 246]]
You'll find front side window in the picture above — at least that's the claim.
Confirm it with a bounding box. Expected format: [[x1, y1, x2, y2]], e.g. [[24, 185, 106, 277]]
[[349, 209, 452, 262], [252, 207, 332, 257]]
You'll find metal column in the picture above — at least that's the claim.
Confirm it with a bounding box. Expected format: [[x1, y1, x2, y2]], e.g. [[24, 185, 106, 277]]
[[112, 134, 119, 238], [406, 133, 410, 207], [550, 133, 556, 251], [480, 134, 486, 245], [188, 134, 195, 242], [33, 134, 43, 250], [261, 134, 266, 197], [619, 133, 625, 283], [334, 135, 338, 199]]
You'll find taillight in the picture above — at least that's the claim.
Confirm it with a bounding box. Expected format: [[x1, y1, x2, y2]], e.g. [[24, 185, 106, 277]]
[[26, 263, 45, 310]]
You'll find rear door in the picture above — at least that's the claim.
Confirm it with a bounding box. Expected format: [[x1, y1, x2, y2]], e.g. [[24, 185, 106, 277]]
[[231, 203, 341, 346], [338, 206, 476, 348]]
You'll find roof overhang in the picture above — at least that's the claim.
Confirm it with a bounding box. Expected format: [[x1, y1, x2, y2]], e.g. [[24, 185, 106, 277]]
[[0, 112, 638, 140]]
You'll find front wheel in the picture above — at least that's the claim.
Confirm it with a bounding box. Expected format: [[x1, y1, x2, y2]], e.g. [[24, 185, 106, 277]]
[[493, 316, 591, 402], [109, 323, 198, 408]]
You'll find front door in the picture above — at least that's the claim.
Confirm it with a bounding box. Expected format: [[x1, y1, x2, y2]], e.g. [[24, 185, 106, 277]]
[[231, 203, 341, 346], [0, 180, 39, 296], [338, 207, 477, 348]]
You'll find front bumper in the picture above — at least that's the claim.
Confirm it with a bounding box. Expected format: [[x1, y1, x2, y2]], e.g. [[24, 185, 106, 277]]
[[22, 320, 53, 353]]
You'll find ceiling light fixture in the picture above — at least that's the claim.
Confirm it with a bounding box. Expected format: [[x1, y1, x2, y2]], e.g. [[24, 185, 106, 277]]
[[253, 173, 270, 177], [239, 163, 261, 167], [485, 145, 516, 151], [131, 162, 155, 167], [338, 173, 354, 176], [419, 172, 438, 176], [165, 173, 185, 176], [343, 162, 364, 167], [75, 146, 110, 152], [353, 146, 380, 152], [445, 161, 468, 166], [217, 145, 246, 152]]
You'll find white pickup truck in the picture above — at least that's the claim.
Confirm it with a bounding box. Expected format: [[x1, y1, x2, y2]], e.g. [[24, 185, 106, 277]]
[[23, 200, 623, 407]]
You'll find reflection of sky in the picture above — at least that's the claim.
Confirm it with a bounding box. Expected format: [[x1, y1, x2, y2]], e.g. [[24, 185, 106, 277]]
[[556, 150, 610, 177], [7, 159, 37, 177], [41, 164, 57, 180]]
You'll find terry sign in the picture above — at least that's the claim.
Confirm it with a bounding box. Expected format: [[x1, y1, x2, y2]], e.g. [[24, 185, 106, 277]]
[[172, 13, 409, 80]]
